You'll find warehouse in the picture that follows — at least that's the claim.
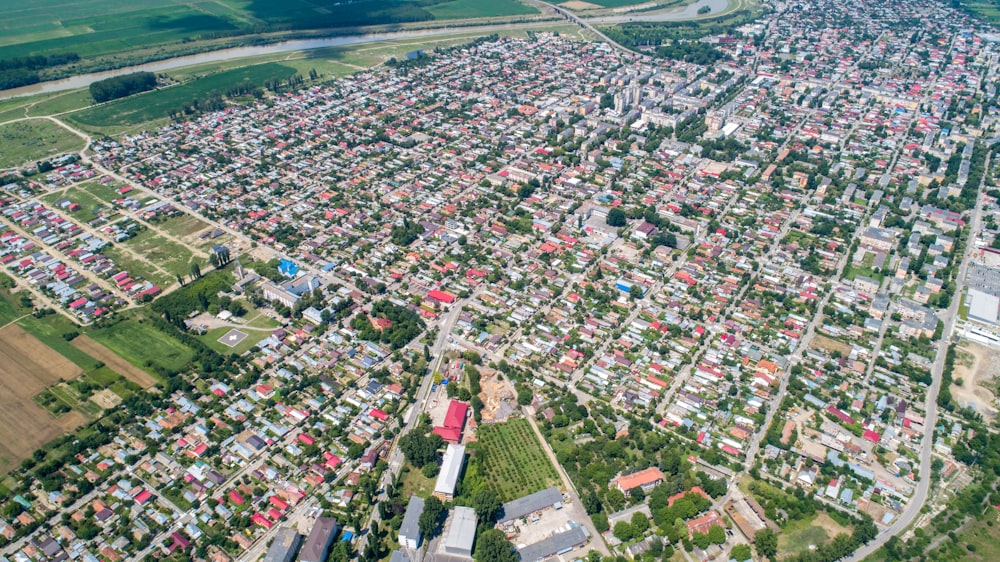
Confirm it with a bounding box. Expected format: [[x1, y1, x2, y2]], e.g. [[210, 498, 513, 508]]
[[442, 506, 478, 557], [433, 444, 466, 501]]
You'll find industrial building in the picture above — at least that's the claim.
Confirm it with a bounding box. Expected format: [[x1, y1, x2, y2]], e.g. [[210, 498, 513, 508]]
[[517, 526, 588, 561], [499, 486, 563, 525], [433, 444, 466, 501], [262, 527, 302, 562], [442, 506, 478, 557], [399, 496, 425, 549], [299, 517, 339, 562]]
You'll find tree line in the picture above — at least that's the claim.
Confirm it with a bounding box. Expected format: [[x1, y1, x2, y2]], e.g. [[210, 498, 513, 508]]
[[89, 72, 157, 103]]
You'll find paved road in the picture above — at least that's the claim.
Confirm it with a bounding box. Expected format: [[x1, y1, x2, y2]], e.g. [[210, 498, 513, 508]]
[[847, 159, 989, 561], [523, 407, 612, 556]]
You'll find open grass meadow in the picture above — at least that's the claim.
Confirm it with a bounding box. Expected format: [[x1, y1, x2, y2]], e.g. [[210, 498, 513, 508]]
[[66, 63, 299, 133], [473, 418, 560, 501], [39, 181, 118, 220], [89, 317, 194, 376], [0, 119, 84, 168]]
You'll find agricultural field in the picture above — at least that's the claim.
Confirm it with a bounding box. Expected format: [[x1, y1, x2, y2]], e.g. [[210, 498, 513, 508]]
[[88, 318, 194, 377], [0, 324, 87, 475], [474, 418, 560, 501], [426, 0, 537, 19], [0, 0, 538, 72], [0, 119, 84, 168], [70, 335, 160, 388], [66, 63, 300, 133], [561, 0, 655, 7]]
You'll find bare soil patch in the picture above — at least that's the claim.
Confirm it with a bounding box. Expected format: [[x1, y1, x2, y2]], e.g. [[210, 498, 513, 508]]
[[0, 325, 85, 474], [810, 334, 852, 357], [71, 335, 158, 389], [561, 0, 603, 8], [950, 341, 1000, 418], [91, 388, 122, 409]]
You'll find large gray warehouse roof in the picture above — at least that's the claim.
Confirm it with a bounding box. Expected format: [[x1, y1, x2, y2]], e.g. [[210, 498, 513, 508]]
[[517, 526, 587, 562], [500, 486, 562, 523]]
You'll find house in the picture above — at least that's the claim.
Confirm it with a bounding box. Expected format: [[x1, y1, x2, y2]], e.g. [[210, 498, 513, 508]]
[[615, 467, 664, 495], [686, 510, 723, 536]]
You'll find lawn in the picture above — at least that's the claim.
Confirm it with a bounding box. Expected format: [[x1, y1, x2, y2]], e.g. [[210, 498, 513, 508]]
[[399, 463, 438, 498], [0, 119, 85, 169], [473, 418, 560, 502], [88, 317, 194, 375], [67, 63, 300, 132], [777, 512, 853, 557]]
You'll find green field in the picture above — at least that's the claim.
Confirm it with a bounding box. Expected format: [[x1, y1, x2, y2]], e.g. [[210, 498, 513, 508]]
[[89, 318, 194, 374], [0, 119, 84, 168], [66, 63, 299, 133], [561, 0, 656, 7], [13, 312, 103, 371], [0, 0, 538, 67], [777, 513, 854, 556], [118, 228, 200, 277], [40, 181, 118, 220], [426, 0, 536, 19], [474, 418, 560, 502], [158, 214, 212, 240]]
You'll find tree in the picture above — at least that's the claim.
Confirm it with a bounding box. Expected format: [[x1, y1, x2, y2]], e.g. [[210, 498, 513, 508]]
[[473, 488, 502, 523], [613, 521, 636, 541], [731, 544, 752, 561], [419, 496, 445, 539], [399, 431, 443, 468], [706, 525, 725, 545], [754, 528, 778, 560], [474, 528, 519, 562], [631, 512, 650, 534], [607, 208, 627, 227], [190, 262, 202, 280], [629, 284, 644, 300]]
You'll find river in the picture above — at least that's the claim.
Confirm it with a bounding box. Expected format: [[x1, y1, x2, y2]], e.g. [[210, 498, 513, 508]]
[[0, 0, 733, 100], [0, 23, 545, 100]]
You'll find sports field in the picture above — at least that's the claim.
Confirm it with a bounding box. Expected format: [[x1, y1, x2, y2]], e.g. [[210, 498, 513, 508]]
[[0, 324, 87, 474]]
